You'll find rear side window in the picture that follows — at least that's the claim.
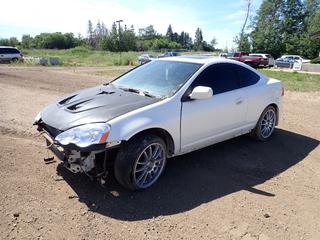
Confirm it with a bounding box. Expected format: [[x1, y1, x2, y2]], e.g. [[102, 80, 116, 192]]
[[235, 65, 260, 87], [10, 48, 20, 54], [2, 48, 20, 54], [193, 63, 239, 95]]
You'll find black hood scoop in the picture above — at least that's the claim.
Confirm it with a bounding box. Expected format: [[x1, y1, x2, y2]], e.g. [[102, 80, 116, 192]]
[[40, 85, 161, 131], [66, 99, 93, 111]]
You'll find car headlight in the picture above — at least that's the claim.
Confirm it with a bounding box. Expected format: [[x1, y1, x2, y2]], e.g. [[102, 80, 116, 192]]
[[55, 123, 111, 148], [34, 111, 41, 123]]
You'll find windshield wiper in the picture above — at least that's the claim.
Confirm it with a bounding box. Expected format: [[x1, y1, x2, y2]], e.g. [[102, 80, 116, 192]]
[[118, 87, 160, 98]]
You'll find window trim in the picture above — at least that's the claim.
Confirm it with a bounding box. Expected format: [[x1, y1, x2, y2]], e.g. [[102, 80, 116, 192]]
[[181, 63, 241, 102], [234, 64, 261, 88]]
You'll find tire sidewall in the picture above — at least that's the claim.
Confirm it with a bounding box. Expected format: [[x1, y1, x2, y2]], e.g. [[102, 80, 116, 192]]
[[114, 134, 167, 190], [255, 106, 277, 141]]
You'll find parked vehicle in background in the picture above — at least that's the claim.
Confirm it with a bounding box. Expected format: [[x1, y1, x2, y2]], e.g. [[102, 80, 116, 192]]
[[138, 54, 157, 64], [249, 53, 275, 67], [274, 58, 297, 68], [281, 55, 311, 63], [158, 51, 180, 58], [219, 53, 228, 58], [226, 52, 263, 68], [0, 46, 23, 62], [34, 56, 283, 191]]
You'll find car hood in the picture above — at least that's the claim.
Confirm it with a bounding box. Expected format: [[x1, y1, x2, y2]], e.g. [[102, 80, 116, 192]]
[[40, 84, 161, 131]]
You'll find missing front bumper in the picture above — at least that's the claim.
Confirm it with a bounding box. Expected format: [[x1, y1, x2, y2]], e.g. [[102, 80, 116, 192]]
[[44, 133, 65, 161]]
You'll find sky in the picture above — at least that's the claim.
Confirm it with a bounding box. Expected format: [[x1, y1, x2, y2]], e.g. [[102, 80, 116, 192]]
[[0, 0, 262, 49]]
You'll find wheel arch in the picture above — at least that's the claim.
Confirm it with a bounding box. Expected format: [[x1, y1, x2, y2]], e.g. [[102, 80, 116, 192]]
[[126, 128, 175, 157], [267, 103, 279, 125]]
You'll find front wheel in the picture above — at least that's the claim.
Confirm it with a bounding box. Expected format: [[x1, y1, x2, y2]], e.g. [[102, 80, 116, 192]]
[[114, 134, 167, 191], [250, 106, 277, 141]]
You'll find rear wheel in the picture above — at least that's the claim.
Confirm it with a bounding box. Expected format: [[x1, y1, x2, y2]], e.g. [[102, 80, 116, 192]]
[[245, 62, 253, 67], [114, 134, 167, 191], [251, 106, 277, 141]]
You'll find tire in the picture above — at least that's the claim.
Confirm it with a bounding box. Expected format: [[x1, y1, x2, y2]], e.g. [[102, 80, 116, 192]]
[[11, 58, 19, 63], [114, 134, 167, 191], [245, 62, 253, 67], [250, 106, 277, 141]]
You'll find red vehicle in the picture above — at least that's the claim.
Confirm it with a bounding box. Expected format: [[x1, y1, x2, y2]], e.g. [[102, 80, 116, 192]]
[[226, 52, 263, 68]]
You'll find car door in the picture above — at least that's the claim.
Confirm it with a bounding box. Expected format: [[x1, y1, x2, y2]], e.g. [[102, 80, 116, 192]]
[[0, 48, 5, 61], [180, 63, 247, 152], [234, 64, 262, 128]]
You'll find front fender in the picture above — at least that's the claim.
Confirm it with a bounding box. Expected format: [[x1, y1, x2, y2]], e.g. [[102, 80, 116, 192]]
[[106, 98, 181, 154]]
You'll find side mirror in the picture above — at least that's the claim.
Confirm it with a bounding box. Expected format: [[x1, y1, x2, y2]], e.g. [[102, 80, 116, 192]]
[[189, 86, 213, 100]]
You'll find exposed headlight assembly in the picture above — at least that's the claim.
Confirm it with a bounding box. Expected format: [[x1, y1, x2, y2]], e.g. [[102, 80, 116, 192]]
[[55, 123, 110, 148], [33, 111, 41, 124]]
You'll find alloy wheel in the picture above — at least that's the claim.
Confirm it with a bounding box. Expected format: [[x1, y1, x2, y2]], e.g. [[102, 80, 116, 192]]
[[260, 109, 276, 139], [132, 143, 166, 189]]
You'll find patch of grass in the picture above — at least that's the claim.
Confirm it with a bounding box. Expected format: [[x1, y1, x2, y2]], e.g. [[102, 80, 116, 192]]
[[84, 67, 133, 78], [20, 47, 141, 66], [260, 69, 320, 92]]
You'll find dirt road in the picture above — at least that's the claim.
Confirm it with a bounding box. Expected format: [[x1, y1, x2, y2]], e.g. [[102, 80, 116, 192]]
[[0, 66, 319, 240]]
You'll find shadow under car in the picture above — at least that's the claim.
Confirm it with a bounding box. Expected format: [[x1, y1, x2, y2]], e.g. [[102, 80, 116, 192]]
[[56, 128, 319, 221]]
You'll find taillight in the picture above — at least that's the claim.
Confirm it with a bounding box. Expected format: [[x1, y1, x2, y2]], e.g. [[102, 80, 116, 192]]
[[282, 87, 284, 96]]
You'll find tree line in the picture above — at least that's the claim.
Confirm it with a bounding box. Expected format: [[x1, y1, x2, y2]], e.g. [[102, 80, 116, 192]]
[[236, 0, 320, 59], [0, 21, 217, 52], [0, 32, 84, 49], [85, 20, 217, 51]]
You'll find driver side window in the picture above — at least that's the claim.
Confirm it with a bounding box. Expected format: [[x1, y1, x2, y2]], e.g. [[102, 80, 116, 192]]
[[192, 63, 239, 95]]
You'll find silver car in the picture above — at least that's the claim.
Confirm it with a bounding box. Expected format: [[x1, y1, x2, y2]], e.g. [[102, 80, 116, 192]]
[[138, 54, 157, 64], [0, 46, 23, 62]]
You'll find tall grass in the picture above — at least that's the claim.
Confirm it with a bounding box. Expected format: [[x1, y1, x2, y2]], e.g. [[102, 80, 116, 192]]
[[21, 47, 141, 66], [260, 69, 320, 92]]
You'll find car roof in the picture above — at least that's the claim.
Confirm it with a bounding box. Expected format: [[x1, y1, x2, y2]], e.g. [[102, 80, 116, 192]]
[[157, 55, 243, 65], [0, 46, 18, 49], [250, 53, 267, 55], [282, 55, 299, 57]]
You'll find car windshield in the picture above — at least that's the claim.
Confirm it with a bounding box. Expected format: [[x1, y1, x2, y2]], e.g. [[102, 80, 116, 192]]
[[112, 60, 202, 98]]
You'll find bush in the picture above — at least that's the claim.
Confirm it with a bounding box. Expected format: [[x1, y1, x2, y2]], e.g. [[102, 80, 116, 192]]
[[311, 57, 320, 64], [68, 46, 91, 54]]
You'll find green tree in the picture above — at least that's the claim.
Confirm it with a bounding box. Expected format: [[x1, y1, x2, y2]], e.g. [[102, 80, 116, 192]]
[[304, 0, 320, 26], [122, 25, 137, 51], [194, 27, 203, 51], [8, 37, 20, 47], [210, 37, 217, 50], [251, 0, 285, 57], [166, 24, 174, 41], [139, 25, 158, 40], [282, 0, 305, 54], [21, 35, 34, 48], [87, 20, 94, 47], [0, 38, 10, 46], [301, 9, 320, 58], [234, 33, 251, 52]]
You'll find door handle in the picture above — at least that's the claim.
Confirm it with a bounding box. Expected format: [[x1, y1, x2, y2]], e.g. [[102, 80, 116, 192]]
[[236, 99, 243, 105]]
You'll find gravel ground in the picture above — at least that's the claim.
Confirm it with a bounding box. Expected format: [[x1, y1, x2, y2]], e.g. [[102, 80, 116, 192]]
[[0, 65, 319, 240]]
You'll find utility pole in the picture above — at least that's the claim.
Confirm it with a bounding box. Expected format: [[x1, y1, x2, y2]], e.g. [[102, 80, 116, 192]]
[[115, 19, 123, 63]]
